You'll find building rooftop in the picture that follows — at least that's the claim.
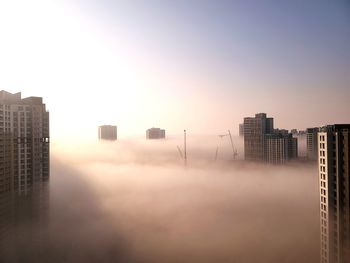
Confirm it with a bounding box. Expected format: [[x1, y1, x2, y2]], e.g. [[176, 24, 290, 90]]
[[0, 90, 44, 105], [319, 124, 350, 132]]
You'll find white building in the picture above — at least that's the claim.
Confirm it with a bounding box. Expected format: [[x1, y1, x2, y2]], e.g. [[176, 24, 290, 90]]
[[264, 133, 297, 164], [318, 125, 350, 263]]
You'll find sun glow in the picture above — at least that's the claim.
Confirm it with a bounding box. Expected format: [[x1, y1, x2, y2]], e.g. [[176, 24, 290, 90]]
[[0, 0, 174, 141]]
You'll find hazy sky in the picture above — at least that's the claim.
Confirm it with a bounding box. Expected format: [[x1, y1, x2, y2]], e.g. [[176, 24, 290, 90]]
[[0, 0, 349, 140]]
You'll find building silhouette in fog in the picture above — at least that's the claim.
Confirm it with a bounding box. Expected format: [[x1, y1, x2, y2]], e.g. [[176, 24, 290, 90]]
[[307, 127, 319, 161], [239, 123, 244, 137], [243, 113, 297, 164], [98, 125, 117, 141], [0, 91, 49, 194], [318, 125, 350, 263], [146, 127, 165, 139]]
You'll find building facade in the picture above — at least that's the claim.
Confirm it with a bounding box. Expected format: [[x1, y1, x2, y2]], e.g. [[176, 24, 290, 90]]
[[264, 133, 298, 164], [243, 113, 274, 161], [307, 127, 319, 161], [318, 125, 350, 263], [98, 125, 117, 141], [146, 128, 165, 139], [287, 134, 298, 159], [0, 90, 49, 258], [0, 90, 49, 195], [264, 134, 288, 164]]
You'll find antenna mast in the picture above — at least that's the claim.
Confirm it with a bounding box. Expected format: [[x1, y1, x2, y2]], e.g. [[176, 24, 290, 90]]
[[184, 129, 187, 165]]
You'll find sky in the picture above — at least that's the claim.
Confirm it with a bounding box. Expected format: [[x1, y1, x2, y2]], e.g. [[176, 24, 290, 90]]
[[0, 0, 349, 141]]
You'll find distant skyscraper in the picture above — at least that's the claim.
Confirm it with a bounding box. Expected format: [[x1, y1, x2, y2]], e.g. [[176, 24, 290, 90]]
[[0, 90, 49, 194], [146, 128, 165, 139], [244, 113, 273, 161], [239, 123, 244, 137], [318, 124, 350, 263], [243, 113, 297, 164], [98, 125, 117, 141], [307, 127, 319, 161]]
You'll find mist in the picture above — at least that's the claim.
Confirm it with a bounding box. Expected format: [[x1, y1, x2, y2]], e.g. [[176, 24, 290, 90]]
[[1, 137, 319, 262]]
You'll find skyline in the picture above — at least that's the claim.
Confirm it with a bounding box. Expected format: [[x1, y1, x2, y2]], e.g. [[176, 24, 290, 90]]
[[1, 93, 345, 262], [1, 2, 350, 262], [0, 0, 349, 141]]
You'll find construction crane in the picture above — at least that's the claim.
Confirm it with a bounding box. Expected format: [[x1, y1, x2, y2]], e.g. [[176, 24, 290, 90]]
[[216, 130, 238, 160], [177, 145, 183, 159], [214, 146, 219, 161], [176, 130, 187, 166], [228, 130, 238, 160]]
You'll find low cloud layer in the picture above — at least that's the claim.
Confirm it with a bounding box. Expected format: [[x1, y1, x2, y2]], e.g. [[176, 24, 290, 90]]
[[1, 138, 319, 262]]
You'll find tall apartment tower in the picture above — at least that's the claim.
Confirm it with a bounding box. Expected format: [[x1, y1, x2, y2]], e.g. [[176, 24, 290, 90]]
[[0, 91, 49, 195], [244, 113, 273, 161], [318, 124, 350, 263], [98, 125, 117, 141], [264, 132, 298, 164], [307, 127, 319, 161]]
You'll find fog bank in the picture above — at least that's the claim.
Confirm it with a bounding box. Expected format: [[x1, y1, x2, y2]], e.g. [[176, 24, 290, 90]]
[[1, 139, 319, 262]]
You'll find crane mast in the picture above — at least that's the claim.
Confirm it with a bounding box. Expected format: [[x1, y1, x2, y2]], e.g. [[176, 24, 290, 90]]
[[216, 130, 238, 161]]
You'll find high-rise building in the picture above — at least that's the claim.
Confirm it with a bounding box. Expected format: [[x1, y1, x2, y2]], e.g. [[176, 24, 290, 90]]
[[146, 127, 165, 139], [244, 113, 274, 161], [318, 124, 350, 263], [98, 125, 117, 141], [243, 113, 297, 164], [287, 134, 298, 159], [0, 90, 49, 195], [264, 132, 298, 164], [307, 127, 319, 161]]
